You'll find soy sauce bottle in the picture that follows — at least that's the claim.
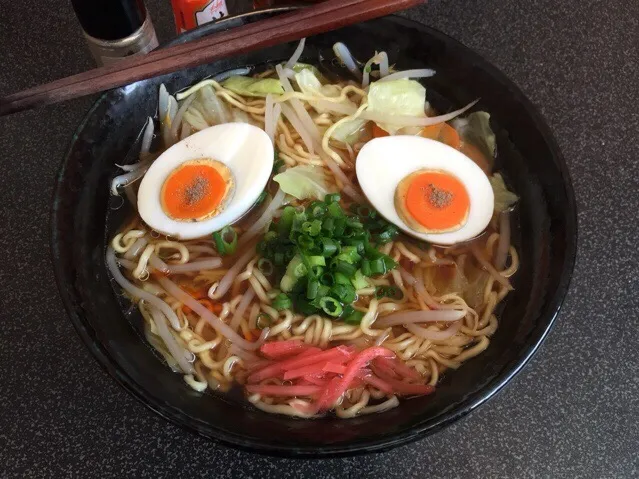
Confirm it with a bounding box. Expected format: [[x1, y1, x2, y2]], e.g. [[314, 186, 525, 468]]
[[71, 0, 159, 66]]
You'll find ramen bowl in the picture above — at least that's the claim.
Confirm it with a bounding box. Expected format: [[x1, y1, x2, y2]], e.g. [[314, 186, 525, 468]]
[[51, 8, 577, 457]]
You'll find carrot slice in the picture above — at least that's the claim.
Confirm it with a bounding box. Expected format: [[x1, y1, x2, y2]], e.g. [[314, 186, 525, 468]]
[[439, 123, 461, 149], [420, 124, 443, 140], [199, 299, 222, 314], [421, 123, 461, 149], [459, 142, 491, 174]]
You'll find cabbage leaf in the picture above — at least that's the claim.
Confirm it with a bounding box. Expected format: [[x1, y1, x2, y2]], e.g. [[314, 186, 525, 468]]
[[221, 76, 284, 97], [367, 79, 426, 134], [274, 165, 335, 200], [294, 69, 366, 143], [489, 173, 518, 212], [331, 118, 368, 144], [453, 112, 496, 163], [292, 63, 327, 83]]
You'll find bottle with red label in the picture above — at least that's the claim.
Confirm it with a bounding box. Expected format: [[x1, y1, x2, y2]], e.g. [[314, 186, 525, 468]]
[[170, 0, 326, 33], [170, 0, 230, 33]]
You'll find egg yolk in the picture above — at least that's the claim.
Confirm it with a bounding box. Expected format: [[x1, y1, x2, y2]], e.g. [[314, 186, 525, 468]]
[[396, 170, 470, 233], [161, 159, 233, 222]]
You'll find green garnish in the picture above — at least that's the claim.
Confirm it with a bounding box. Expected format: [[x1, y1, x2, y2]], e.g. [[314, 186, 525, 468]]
[[256, 194, 399, 321], [212, 225, 238, 256]]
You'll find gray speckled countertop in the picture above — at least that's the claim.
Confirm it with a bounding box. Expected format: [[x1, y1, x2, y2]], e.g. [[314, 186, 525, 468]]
[[1, 0, 638, 477]]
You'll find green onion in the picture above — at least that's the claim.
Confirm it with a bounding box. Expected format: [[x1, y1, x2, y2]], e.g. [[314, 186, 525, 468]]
[[319, 297, 343, 317], [319, 237, 338, 257], [297, 234, 314, 251], [257, 258, 274, 276], [256, 313, 273, 329], [321, 217, 335, 234], [345, 217, 363, 229], [342, 307, 365, 325], [335, 261, 357, 278], [212, 226, 238, 256], [325, 193, 341, 204], [361, 259, 372, 277], [344, 238, 366, 253], [302, 220, 322, 237], [364, 243, 383, 259], [306, 278, 320, 300], [336, 246, 361, 264], [369, 257, 386, 275], [327, 202, 343, 218], [273, 293, 292, 311], [281, 255, 304, 292], [278, 206, 295, 237], [295, 297, 320, 315], [293, 262, 308, 278], [375, 285, 404, 300], [307, 255, 326, 268], [308, 201, 328, 218], [257, 193, 399, 319], [375, 224, 399, 244], [376, 230, 393, 244], [351, 269, 369, 290], [316, 284, 330, 299], [332, 217, 346, 237], [330, 283, 356, 303], [320, 272, 335, 286], [382, 255, 397, 271]]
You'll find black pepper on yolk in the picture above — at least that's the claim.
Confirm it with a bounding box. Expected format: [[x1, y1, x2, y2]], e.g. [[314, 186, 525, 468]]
[[395, 169, 470, 233], [160, 159, 234, 222]]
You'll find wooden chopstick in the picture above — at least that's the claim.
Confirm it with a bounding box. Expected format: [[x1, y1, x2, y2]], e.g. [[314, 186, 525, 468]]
[[0, 0, 425, 116], [5, 0, 368, 103]]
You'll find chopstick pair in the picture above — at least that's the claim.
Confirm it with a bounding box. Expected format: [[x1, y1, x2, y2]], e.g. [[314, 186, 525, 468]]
[[0, 0, 426, 116]]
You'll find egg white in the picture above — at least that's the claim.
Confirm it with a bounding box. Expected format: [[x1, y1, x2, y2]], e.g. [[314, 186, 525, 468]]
[[138, 123, 273, 240], [356, 136, 494, 245]]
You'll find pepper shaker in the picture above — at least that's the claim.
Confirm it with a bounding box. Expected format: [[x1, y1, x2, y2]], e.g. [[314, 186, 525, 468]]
[[71, 0, 159, 66]]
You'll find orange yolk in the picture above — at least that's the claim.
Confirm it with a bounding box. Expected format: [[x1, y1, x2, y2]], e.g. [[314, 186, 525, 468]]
[[401, 170, 470, 232], [161, 160, 231, 221]]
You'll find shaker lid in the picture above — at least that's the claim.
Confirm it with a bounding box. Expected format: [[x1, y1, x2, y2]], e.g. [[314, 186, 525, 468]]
[[71, 0, 147, 41]]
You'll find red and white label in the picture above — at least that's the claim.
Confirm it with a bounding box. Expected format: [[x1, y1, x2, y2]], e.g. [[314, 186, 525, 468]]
[[195, 0, 229, 26]]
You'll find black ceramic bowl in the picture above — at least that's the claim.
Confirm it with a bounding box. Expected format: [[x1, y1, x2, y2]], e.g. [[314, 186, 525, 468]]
[[51, 9, 577, 457]]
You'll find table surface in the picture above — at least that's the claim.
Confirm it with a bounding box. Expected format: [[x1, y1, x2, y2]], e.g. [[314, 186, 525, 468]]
[[1, 0, 637, 477]]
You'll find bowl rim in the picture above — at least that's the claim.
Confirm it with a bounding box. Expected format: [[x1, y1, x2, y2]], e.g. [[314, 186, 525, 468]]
[[50, 8, 578, 457]]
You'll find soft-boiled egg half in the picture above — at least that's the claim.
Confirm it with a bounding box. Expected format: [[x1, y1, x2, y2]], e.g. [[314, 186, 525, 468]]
[[356, 136, 494, 245], [138, 123, 273, 240]]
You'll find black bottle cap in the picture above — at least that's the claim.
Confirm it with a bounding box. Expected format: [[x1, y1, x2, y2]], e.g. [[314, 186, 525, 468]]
[[71, 0, 147, 41]]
